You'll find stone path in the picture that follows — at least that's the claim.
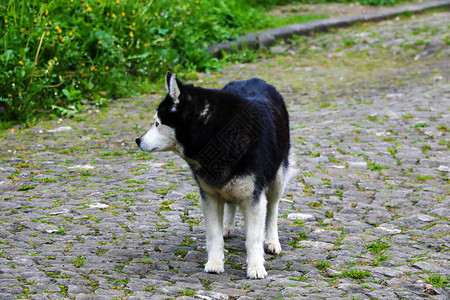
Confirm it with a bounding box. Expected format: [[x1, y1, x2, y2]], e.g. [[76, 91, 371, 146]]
[[1, 10, 449, 300]]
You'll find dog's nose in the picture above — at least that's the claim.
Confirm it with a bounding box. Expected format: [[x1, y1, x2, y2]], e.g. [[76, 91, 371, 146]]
[[135, 138, 141, 147]]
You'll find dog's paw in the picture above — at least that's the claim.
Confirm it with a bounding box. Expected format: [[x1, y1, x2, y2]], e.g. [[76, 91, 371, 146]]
[[223, 227, 233, 239], [247, 265, 267, 279], [204, 260, 224, 274], [264, 241, 281, 255]]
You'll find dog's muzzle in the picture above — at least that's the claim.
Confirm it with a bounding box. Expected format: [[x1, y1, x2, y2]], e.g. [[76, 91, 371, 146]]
[[135, 138, 141, 148]]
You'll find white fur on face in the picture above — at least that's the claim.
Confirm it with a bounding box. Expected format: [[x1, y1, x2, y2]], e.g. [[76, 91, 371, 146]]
[[138, 116, 178, 153]]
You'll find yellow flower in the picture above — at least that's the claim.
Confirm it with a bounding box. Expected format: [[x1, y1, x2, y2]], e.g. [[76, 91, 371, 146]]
[[129, 31, 134, 37], [98, 40, 102, 45], [46, 31, 49, 36], [91, 65, 95, 71], [4, 19, 7, 24], [105, 66, 109, 70], [121, 12, 125, 17], [132, 10, 135, 15], [48, 60, 52, 65], [183, 5, 187, 9], [8, 94, 12, 98], [71, 0, 73, 3], [116, 0, 119, 4], [20, 28, 25, 33], [55, 25, 60, 31], [144, 42, 149, 47], [154, 12, 158, 17], [60, 37, 66, 42], [112, 13, 116, 18], [19, 61, 24, 66], [49, 21, 52, 25], [45, 10, 48, 16], [69, 31, 72, 36], [54, 57, 58, 62], [87, 7, 92, 13]]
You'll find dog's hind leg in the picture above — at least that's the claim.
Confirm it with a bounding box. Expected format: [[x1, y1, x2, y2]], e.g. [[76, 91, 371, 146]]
[[201, 193, 225, 274], [223, 203, 236, 238], [264, 171, 283, 255], [241, 193, 268, 279]]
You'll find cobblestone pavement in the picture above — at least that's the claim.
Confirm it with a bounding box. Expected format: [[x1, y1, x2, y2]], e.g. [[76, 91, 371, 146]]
[[1, 10, 449, 300]]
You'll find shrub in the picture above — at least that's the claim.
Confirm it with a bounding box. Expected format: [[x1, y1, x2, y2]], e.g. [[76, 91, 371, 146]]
[[0, 0, 267, 125], [1, 0, 414, 126]]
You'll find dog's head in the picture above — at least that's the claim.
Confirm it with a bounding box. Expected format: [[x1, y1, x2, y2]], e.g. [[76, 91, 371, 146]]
[[135, 72, 185, 154]]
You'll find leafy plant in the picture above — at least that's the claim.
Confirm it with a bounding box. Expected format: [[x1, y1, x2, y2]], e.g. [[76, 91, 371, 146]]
[[315, 260, 331, 270], [341, 269, 372, 279], [365, 240, 391, 255], [425, 274, 448, 288]]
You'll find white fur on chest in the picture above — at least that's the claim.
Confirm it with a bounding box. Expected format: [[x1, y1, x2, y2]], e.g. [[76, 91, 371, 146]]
[[198, 175, 255, 203]]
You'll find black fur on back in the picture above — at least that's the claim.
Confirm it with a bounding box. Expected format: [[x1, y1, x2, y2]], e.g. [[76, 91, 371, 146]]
[[157, 77, 290, 192]]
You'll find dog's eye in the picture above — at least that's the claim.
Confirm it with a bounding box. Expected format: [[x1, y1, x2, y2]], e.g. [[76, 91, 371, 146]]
[[155, 121, 160, 127]]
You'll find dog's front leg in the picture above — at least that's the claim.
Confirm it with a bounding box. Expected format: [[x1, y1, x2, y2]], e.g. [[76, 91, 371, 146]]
[[200, 193, 225, 274], [242, 193, 268, 279]]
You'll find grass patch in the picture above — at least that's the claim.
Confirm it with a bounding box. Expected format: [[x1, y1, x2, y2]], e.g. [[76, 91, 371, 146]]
[[18, 185, 36, 191], [415, 174, 435, 182], [365, 240, 391, 255], [315, 260, 330, 271], [425, 274, 448, 288], [70, 255, 86, 268], [340, 269, 372, 279], [367, 161, 389, 171]]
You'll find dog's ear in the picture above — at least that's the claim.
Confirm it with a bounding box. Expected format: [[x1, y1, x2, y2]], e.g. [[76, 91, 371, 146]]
[[165, 71, 172, 93], [165, 72, 181, 112]]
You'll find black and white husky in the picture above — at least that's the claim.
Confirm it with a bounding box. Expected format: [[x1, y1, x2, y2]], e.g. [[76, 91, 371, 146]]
[[136, 72, 295, 279]]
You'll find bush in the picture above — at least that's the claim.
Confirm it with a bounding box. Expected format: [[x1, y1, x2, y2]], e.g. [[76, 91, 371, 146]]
[[0, 0, 268, 126], [1, 0, 412, 126]]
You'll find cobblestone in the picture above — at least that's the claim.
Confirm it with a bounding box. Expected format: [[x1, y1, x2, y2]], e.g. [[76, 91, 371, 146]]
[[0, 9, 449, 300]]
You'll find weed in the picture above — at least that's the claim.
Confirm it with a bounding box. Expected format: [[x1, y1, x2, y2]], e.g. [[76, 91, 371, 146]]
[[367, 161, 389, 171], [341, 269, 372, 279], [289, 275, 308, 281], [71, 255, 86, 268], [365, 240, 391, 255], [18, 185, 36, 191], [402, 113, 414, 119], [174, 249, 189, 258], [315, 260, 330, 271], [425, 274, 448, 288], [413, 123, 428, 129], [415, 174, 435, 182], [180, 289, 196, 296]]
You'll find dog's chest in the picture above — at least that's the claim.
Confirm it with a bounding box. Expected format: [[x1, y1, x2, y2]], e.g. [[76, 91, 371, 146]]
[[198, 175, 255, 203]]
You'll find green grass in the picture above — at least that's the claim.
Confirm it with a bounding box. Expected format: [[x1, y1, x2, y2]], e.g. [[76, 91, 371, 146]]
[[315, 260, 331, 271], [18, 185, 36, 191], [365, 240, 391, 255], [425, 274, 448, 288], [415, 174, 435, 182], [367, 161, 390, 171], [70, 255, 86, 268], [1, 0, 417, 127], [340, 269, 372, 279]]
